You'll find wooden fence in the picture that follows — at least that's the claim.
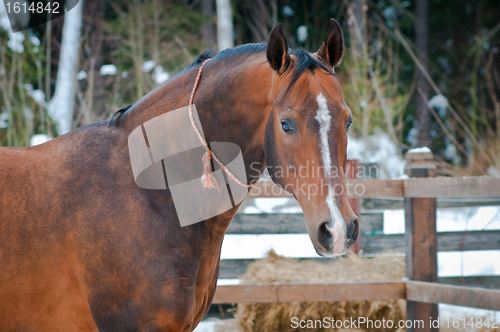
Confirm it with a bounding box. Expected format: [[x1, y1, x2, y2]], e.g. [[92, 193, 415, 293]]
[[212, 150, 500, 332]]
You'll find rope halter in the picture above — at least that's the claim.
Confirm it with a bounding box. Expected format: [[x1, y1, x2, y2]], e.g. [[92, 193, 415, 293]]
[[187, 58, 256, 191]]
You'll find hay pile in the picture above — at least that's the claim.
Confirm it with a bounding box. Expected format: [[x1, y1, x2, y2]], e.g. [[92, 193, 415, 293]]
[[234, 250, 406, 332]]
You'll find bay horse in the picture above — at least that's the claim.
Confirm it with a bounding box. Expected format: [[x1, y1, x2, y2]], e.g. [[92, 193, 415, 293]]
[[0, 19, 358, 331]]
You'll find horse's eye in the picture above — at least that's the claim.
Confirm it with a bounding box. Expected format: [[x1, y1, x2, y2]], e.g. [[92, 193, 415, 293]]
[[281, 119, 296, 134], [346, 118, 353, 131]]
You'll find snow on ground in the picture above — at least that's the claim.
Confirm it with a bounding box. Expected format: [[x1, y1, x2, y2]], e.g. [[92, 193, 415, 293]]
[[243, 197, 302, 214], [347, 129, 406, 179], [384, 206, 500, 234], [221, 234, 317, 259], [193, 320, 216, 332]]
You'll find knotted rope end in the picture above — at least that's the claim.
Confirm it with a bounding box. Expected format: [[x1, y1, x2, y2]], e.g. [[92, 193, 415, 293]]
[[201, 151, 219, 191]]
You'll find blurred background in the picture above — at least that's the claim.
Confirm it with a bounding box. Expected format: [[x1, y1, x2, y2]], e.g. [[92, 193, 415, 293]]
[[0, 0, 499, 178]]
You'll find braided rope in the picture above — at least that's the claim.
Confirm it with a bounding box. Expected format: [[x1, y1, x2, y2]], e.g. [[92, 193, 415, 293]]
[[188, 58, 255, 189]]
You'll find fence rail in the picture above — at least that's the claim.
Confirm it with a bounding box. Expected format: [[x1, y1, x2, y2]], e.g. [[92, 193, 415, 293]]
[[213, 281, 500, 311]]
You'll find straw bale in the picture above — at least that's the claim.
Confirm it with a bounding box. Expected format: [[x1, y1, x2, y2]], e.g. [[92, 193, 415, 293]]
[[234, 250, 405, 332]]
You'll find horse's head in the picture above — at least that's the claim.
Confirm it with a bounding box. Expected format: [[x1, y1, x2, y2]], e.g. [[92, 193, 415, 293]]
[[264, 19, 359, 257]]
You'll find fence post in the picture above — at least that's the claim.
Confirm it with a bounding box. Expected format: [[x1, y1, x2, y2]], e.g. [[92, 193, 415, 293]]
[[346, 159, 361, 254], [404, 150, 439, 332]]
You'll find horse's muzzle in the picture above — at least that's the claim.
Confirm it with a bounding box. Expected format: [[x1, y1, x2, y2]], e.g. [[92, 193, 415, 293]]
[[316, 217, 359, 256]]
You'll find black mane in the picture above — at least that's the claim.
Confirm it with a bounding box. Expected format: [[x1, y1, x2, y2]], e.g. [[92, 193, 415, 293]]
[[112, 43, 334, 122], [191, 44, 335, 94], [287, 48, 335, 94]]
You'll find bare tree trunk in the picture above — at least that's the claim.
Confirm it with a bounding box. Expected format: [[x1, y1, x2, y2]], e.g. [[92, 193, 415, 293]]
[[348, 0, 367, 70], [352, 0, 366, 42], [415, 0, 430, 147], [347, 0, 368, 138], [48, 0, 83, 135], [216, 0, 233, 51], [201, 0, 215, 47], [84, 0, 105, 121]]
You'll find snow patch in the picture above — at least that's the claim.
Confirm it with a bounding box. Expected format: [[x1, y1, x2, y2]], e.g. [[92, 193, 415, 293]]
[[8, 32, 25, 53], [192, 321, 216, 332], [243, 198, 302, 214], [297, 25, 308, 43], [217, 279, 240, 285], [0, 110, 8, 128], [408, 146, 431, 153], [384, 206, 500, 235], [100, 64, 117, 76], [30, 134, 51, 146], [76, 70, 87, 80], [152, 65, 169, 85], [428, 94, 449, 117], [30, 35, 40, 46], [141, 60, 156, 73], [221, 234, 317, 259], [27, 89, 47, 107]]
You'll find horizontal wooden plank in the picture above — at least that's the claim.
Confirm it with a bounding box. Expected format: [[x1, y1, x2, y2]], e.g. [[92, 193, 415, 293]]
[[213, 280, 500, 307], [212, 281, 405, 304], [439, 276, 500, 290], [363, 230, 500, 253], [218, 231, 500, 278], [404, 176, 500, 198], [219, 257, 340, 279], [219, 259, 252, 278], [406, 281, 500, 310], [347, 179, 404, 198], [227, 212, 383, 235], [216, 275, 500, 290], [362, 197, 500, 210], [247, 177, 500, 199]]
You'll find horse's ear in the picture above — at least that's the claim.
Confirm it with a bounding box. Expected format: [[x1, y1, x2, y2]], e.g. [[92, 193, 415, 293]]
[[318, 18, 344, 67], [267, 24, 291, 74]]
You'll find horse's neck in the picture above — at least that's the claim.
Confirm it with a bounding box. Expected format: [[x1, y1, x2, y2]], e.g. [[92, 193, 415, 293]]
[[123, 54, 276, 182]]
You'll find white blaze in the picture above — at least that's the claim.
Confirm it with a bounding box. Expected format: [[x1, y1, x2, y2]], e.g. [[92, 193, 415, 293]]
[[315, 93, 346, 254]]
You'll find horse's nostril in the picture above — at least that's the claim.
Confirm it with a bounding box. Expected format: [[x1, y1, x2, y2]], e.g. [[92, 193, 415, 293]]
[[317, 222, 333, 249], [346, 218, 359, 245]]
